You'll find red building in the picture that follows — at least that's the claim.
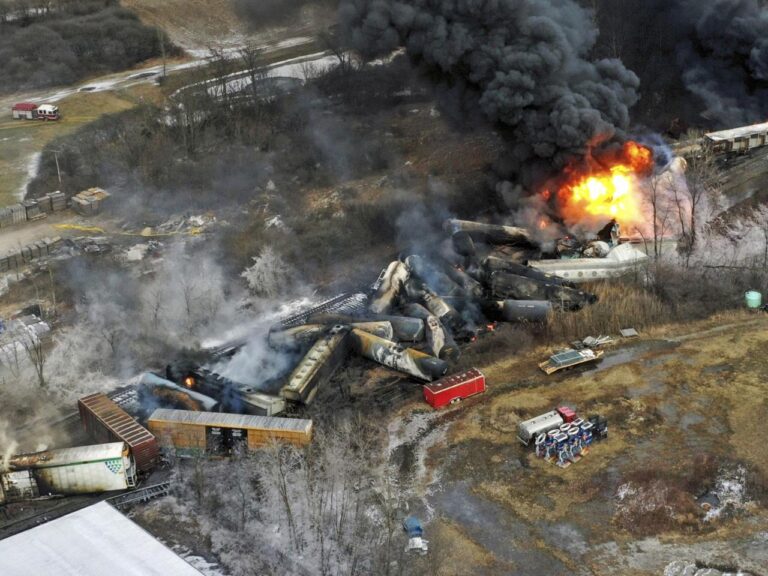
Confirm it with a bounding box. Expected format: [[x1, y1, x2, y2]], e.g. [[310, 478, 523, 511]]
[[423, 368, 486, 409]]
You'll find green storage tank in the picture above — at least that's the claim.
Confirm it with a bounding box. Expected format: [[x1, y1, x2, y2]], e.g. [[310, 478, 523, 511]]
[[745, 291, 763, 309]]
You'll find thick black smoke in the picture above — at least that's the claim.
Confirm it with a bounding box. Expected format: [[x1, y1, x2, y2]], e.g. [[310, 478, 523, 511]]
[[339, 0, 640, 185], [594, 0, 768, 129], [678, 0, 768, 126]]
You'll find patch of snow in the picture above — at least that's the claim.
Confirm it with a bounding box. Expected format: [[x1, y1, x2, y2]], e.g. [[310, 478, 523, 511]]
[[704, 465, 748, 522], [18, 151, 41, 200], [264, 215, 285, 229], [172, 544, 227, 576], [124, 244, 150, 262]]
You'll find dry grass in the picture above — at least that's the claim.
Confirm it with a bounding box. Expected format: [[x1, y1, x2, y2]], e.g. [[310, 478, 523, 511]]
[[0, 89, 143, 206], [546, 281, 667, 342], [546, 264, 768, 343]]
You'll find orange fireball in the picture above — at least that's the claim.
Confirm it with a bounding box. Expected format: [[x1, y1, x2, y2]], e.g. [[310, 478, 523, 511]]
[[555, 141, 654, 229]]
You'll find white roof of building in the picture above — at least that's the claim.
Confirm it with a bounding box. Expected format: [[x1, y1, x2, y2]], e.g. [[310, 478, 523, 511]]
[[0, 501, 203, 576], [705, 121, 768, 142]]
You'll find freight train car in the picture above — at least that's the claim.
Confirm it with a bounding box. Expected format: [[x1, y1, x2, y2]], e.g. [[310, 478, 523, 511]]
[[2, 443, 137, 501], [147, 409, 312, 456], [78, 393, 159, 474]]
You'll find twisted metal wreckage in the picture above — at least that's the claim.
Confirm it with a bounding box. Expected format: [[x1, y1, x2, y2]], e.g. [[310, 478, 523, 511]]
[[174, 218, 648, 414]]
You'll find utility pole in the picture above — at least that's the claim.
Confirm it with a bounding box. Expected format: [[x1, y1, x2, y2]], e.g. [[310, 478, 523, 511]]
[[158, 28, 167, 82], [52, 150, 62, 188]]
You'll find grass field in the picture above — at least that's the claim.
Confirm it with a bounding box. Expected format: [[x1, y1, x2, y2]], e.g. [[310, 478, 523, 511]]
[[392, 312, 768, 575], [0, 89, 149, 207]]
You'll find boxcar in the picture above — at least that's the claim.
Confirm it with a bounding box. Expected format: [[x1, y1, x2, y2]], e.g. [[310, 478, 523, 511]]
[[78, 393, 159, 474], [147, 409, 313, 457], [423, 368, 486, 409]]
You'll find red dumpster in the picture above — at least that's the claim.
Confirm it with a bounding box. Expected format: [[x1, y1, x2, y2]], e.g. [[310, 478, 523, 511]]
[[423, 368, 486, 409]]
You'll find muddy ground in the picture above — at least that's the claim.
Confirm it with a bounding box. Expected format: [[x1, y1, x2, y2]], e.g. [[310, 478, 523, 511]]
[[387, 313, 768, 576]]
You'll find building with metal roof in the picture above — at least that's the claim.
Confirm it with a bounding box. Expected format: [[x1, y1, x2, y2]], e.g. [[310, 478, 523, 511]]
[[0, 502, 203, 576]]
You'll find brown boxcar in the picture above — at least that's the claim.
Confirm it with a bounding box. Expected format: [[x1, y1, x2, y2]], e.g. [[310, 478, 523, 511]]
[[147, 409, 312, 456], [78, 393, 159, 473]]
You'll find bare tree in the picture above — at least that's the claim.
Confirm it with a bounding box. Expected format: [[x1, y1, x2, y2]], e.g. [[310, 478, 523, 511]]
[[173, 87, 208, 157], [20, 331, 47, 390], [319, 29, 355, 75], [267, 442, 301, 551], [144, 285, 165, 331], [646, 172, 672, 262], [0, 341, 23, 379], [676, 130, 723, 264], [238, 42, 268, 109], [207, 45, 235, 109]]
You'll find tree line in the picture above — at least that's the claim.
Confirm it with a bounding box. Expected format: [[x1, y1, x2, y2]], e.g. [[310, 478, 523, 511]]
[[0, 0, 176, 93]]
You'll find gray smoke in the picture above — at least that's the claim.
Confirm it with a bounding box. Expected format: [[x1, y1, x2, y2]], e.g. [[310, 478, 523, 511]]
[[339, 0, 640, 185]]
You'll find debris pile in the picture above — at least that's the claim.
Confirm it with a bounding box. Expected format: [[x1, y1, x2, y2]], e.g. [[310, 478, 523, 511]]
[[539, 348, 603, 375], [71, 188, 110, 216], [251, 219, 606, 406], [171, 217, 654, 415]]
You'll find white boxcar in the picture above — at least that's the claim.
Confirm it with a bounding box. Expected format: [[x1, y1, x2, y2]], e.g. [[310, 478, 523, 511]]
[[7, 442, 137, 495], [517, 410, 564, 445]]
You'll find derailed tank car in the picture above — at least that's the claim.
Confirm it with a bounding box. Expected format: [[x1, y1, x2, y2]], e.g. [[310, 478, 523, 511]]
[[3, 442, 137, 498]]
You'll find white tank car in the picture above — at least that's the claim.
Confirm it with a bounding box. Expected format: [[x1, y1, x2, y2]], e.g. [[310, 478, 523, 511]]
[[4, 442, 137, 498]]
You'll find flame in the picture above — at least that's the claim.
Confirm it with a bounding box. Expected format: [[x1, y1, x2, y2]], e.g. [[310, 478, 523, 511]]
[[184, 376, 195, 388], [555, 141, 653, 229]]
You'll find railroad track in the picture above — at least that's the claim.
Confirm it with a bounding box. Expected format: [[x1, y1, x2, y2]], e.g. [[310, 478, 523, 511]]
[[0, 493, 106, 540], [107, 481, 171, 510], [278, 292, 369, 329]]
